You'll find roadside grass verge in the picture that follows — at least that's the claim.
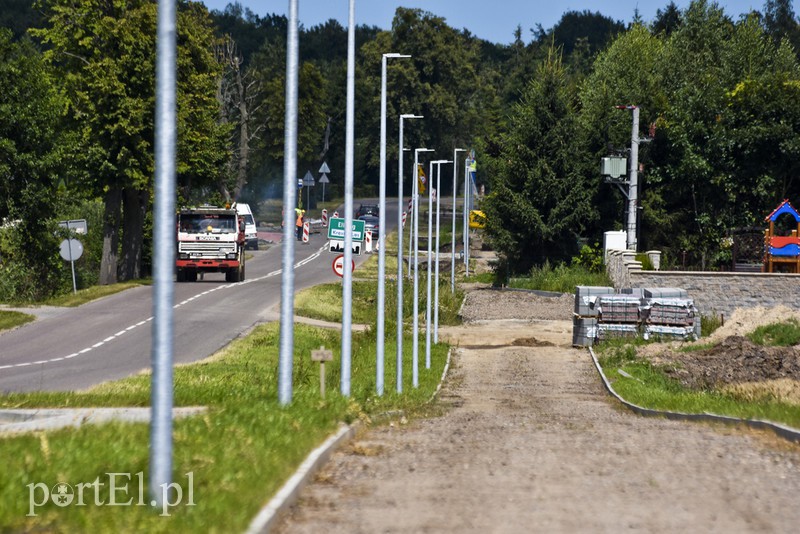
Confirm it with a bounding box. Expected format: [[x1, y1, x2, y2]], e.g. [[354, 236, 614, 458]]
[[595, 342, 800, 429], [0, 321, 449, 532], [43, 281, 150, 308], [0, 310, 35, 332], [295, 277, 464, 328]]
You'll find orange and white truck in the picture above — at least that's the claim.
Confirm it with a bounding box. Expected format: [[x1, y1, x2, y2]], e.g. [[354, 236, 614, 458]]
[[176, 206, 245, 282]]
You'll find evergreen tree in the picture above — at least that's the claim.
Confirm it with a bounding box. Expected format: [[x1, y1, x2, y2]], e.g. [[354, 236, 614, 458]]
[[483, 49, 595, 273]]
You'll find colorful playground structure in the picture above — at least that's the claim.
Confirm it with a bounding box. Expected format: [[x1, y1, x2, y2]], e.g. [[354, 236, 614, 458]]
[[764, 199, 800, 273]]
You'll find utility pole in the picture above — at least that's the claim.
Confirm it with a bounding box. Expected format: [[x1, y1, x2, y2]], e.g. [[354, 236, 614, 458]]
[[617, 105, 640, 251]]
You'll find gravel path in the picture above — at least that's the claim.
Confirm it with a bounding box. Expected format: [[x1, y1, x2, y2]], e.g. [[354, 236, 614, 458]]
[[275, 289, 800, 533]]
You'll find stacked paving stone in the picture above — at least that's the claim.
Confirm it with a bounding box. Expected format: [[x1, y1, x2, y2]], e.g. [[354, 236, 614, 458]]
[[573, 286, 700, 347]]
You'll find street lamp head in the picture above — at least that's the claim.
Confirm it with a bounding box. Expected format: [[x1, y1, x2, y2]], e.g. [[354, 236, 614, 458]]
[[384, 53, 411, 59], [454, 148, 466, 153], [415, 148, 434, 154], [401, 114, 424, 119]]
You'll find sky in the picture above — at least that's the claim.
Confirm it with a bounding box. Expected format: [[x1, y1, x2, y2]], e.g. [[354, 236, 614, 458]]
[[199, 1, 774, 44]]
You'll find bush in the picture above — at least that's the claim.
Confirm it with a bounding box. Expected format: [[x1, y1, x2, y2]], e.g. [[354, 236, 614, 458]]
[[571, 242, 604, 273]]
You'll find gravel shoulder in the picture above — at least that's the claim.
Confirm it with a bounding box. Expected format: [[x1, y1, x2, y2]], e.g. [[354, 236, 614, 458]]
[[275, 288, 800, 533]]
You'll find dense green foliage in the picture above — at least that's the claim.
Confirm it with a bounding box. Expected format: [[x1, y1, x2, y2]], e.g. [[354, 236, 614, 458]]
[[0, 30, 65, 300], [2, 0, 800, 298]]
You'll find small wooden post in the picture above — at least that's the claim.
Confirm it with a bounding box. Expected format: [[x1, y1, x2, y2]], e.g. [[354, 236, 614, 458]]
[[311, 346, 333, 397]]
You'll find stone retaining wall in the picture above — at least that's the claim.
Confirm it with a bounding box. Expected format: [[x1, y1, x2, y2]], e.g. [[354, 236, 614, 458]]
[[606, 250, 800, 317]]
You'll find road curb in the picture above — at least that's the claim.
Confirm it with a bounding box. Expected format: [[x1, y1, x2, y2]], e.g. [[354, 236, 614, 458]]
[[588, 347, 800, 443], [245, 422, 359, 534], [246, 346, 455, 533]]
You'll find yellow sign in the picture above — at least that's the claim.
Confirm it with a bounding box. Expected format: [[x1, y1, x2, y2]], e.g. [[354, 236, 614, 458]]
[[469, 210, 486, 229]]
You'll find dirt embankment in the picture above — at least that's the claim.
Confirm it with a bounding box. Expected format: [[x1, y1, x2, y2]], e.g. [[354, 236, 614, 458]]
[[276, 289, 800, 533], [640, 306, 800, 403]]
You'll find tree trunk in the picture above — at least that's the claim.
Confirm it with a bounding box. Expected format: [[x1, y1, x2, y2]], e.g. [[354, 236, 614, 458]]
[[119, 187, 147, 281], [99, 185, 122, 285], [233, 63, 249, 201]]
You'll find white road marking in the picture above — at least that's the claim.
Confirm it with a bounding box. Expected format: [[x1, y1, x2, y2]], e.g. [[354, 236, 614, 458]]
[[4, 247, 322, 370]]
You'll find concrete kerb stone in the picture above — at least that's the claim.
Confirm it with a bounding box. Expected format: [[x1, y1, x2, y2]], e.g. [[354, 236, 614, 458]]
[[0, 406, 206, 435], [587, 347, 800, 444], [246, 346, 455, 534], [245, 422, 359, 534]]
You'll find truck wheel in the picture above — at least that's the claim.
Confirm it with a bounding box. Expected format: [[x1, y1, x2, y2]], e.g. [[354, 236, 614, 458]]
[[176, 269, 186, 282], [187, 269, 198, 282]]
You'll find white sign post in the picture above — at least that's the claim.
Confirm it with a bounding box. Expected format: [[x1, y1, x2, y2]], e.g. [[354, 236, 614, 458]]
[[59, 238, 83, 294]]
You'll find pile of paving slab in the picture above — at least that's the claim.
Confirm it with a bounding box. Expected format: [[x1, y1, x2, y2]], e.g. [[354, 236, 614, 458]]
[[573, 286, 700, 347]]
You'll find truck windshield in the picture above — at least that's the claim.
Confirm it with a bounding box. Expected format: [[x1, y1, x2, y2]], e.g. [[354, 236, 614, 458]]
[[180, 214, 236, 233]]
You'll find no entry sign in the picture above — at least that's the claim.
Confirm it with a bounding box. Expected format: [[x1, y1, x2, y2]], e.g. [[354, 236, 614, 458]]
[[332, 254, 355, 277]]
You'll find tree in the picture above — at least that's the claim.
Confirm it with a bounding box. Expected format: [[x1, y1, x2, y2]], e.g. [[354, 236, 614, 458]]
[[0, 30, 65, 299], [33, 0, 228, 282], [578, 23, 664, 246], [652, 2, 682, 36], [356, 8, 487, 193], [763, 0, 800, 50], [482, 49, 595, 273]]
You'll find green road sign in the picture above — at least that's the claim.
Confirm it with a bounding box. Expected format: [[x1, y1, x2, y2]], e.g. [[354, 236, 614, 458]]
[[327, 217, 365, 241]]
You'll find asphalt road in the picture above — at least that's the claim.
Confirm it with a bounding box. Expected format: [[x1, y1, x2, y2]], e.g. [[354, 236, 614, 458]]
[[0, 200, 397, 393]]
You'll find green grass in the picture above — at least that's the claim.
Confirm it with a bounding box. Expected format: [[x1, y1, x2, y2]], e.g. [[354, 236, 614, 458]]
[[747, 318, 800, 347], [596, 342, 800, 428], [0, 321, 448, 532], [39, 281, 150, 307], [295, 277, 464, 329], [509, 262, 612, 293], [0, 310, 35, 331]]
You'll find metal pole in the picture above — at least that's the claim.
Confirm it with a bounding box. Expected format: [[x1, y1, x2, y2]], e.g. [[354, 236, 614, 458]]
[[341, 0, 356, 396], [463, 157, 469, 276], [150, 0, 177, 508], [377, 53, 408, 396], [451, 148, 464, 292], [412, 154, 419, 388], [397, 115, 422, 393], [412, 148, 432, 386], [278, 0, 299, 406], [434, 160, 450, 344], [628, 106, 639, 251], [425, 159, 435, 370]]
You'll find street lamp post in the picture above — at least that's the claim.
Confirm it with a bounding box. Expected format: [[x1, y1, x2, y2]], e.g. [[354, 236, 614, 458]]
[[451, 148, 465, 292], [463, 156, 471, 276], [412, 147, 433, 387], [341, 0, 356, 397], [426, 159, 450, 369], [377, 52, 410, 397], [433, 160, 451, 344], [397, 114, 422, 393]]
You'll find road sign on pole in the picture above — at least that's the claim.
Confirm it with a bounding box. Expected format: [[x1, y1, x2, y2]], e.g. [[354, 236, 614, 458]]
[[327, 217, 365, 241], [319, 161, 331, 174], [332, 253, 355, 277]]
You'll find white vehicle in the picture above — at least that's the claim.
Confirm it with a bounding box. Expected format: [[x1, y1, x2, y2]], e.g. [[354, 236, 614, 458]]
[[234, 202, 258, 250], [176, 206, 245, 282]]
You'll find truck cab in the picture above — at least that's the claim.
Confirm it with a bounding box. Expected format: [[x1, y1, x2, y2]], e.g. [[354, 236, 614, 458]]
[[176, 206, 245, 282]]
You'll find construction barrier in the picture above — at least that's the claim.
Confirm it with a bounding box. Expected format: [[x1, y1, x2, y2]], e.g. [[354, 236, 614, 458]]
[[321, 209, 328, 227], [302, 222, 310, 243], [402, 211, 407, 228], [365, 230, 372, 253]]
